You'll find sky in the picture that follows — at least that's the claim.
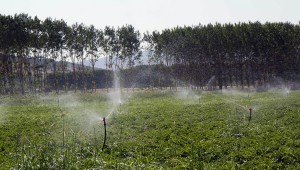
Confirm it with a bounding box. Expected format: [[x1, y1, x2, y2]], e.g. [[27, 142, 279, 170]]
[[0, 0, 299, 33]]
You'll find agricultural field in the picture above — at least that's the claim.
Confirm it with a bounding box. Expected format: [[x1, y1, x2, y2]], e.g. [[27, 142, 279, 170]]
[[0, 89, 300, 169]]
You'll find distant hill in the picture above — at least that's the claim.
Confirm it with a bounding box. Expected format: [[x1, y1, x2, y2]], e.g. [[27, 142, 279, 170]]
[[86, 51, 150, 69], [26, 57, 99, 73]]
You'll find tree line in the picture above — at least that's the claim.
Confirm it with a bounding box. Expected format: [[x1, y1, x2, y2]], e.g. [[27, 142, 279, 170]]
[[0, 13, 141, 94], [1, 13, 300, 94], [144, 22, 300, 89]]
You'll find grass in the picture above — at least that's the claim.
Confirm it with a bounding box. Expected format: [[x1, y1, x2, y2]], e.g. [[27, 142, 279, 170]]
[[0, 90, 300, 169]]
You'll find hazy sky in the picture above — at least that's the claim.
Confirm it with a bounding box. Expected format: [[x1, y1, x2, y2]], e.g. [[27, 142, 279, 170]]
[[0, 0, 299, 33]]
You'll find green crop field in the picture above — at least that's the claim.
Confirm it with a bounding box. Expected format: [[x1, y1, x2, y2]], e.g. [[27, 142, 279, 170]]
[[0, 90, 300, 169]]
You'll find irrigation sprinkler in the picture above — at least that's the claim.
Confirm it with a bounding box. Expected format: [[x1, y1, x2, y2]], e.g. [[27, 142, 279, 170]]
[[120, 124, 124, 138], [102, 117, 107, 151], [248, 108, 252, 124]]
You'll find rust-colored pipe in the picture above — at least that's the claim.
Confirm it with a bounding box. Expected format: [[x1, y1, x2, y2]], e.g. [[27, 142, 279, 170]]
[[248, 108, 252, 124], [102, 117, 107, 151]]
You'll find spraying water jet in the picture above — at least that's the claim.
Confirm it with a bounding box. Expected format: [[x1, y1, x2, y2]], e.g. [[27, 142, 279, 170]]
[[285, 88, 290, 97]]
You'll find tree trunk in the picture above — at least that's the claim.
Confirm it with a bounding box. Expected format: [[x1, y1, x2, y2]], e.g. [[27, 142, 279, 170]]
[[81, 55, 85, 92]]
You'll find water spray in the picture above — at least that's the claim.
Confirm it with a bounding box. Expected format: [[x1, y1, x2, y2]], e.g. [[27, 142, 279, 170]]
[[102, 117, 107, 151], [119, 100, 122, 108], [248, 108, 252, 124], [57, 98, 60, 108], [286, 90, 290, 97]]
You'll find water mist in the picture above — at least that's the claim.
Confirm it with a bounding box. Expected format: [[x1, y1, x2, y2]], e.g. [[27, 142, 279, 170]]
[[107, 71, 122, 119]]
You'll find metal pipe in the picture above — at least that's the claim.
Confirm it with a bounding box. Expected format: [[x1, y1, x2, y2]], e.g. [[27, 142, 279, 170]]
[[102, 117, 107, 151], [248, 108, 252, 124]]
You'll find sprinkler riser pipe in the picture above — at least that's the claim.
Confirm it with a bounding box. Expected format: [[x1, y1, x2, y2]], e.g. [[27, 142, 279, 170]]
[[102, 117, 107, 151], [248, 108, 252, 124], [103, 117, 106, 126]]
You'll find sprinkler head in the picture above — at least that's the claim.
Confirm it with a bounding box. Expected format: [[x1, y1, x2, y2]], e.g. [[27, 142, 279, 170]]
[[249, 108, 252, 113]]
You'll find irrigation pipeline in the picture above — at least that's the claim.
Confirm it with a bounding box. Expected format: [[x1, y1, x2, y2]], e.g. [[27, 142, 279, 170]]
[[102, 117, 107, 151]]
